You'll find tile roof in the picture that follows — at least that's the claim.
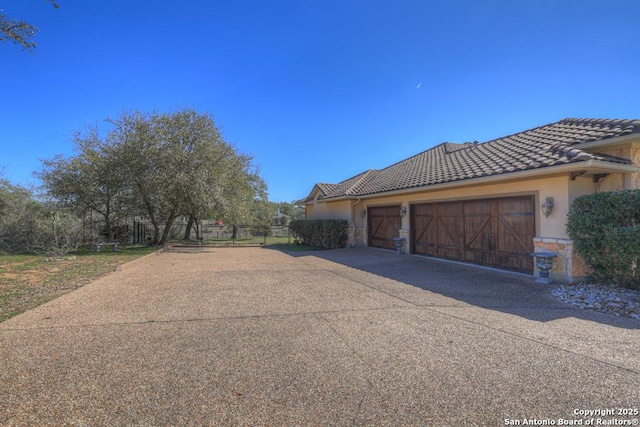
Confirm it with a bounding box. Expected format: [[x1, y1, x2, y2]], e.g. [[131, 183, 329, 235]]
[[312, 118, 640, 200]]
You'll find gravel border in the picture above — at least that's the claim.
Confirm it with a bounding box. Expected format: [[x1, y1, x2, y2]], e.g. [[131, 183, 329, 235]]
[[552, 282, 640, 319]]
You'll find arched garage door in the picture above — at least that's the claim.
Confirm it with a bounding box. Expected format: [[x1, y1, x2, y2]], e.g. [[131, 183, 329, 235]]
[[368, 205, 401, 250], [411, 196, 535, 273]]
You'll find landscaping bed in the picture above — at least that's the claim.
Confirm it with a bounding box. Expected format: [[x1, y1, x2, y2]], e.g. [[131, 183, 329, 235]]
[[552, 283, 640, 319]]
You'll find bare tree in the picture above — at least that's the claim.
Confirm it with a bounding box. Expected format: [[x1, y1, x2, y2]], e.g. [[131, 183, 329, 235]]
[[31, 206, 82, 258], [1, 1, 59, 51]]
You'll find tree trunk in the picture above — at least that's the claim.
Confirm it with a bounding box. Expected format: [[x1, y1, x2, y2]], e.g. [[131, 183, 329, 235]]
[[139, 189, 160, 245], [152, 224, 161, 245], [232, 224, 238, 240], [104, 201, 114, 241], [159, 210, 178, 246], [194, 218, 201, 240], [184, 214, 195, 240]]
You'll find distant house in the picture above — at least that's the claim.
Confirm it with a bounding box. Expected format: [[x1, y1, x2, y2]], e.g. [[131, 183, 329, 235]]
[[299, 118, 640, 282]]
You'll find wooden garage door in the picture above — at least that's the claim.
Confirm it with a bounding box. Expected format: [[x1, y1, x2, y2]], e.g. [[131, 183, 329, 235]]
[[368, 205, 401, 250], [411, 196, 535, 273]]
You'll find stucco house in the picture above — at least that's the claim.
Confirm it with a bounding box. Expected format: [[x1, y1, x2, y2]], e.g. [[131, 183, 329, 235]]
[[299, 118, 640, 282]]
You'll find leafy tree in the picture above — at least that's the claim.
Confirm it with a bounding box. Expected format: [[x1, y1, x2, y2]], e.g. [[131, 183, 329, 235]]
[[37, 126, 129, 241], [39, 109, 267, 246], [182, 148, 266, 240], [106, 110, 174, 245], [0, 177, 40, 251], [0, 168, 8, 218], [273, 201, 305, 224], [216, 159, 268, 239], [106, 109, 266, 245], [1, 1, 58, 51]]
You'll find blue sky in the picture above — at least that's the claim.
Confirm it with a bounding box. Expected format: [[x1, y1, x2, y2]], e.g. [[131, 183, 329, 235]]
[[2, 0, 639, 202]]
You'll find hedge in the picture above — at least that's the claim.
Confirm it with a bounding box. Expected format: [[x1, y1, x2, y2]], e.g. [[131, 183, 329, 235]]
[[567, 190, 640, 289], [289, 219, 347, 249]]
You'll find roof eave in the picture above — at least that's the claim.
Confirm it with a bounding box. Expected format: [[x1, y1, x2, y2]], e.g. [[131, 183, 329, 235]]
[[317, 194, 360, 202], [576, 133, 640, 151], [334, 160, 640, 201]]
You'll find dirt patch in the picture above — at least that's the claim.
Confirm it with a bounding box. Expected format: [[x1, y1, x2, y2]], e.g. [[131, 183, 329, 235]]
[[0, 247, 157, 322]]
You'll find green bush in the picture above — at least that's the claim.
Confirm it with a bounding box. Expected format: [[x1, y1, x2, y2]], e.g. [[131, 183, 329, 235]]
[[289, 219, 347, 249], [567, 190, 640, 289]]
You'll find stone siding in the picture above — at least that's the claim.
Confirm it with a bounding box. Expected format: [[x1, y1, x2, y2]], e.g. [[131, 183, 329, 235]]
[[533, 237, 586, 283], [348, 227, 367, 247]]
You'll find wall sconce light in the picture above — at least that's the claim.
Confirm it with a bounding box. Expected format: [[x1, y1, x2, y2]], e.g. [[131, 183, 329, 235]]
[[541, 197, 554, 218], [361, 208, 367, 218], [400, 206, 407, 217]]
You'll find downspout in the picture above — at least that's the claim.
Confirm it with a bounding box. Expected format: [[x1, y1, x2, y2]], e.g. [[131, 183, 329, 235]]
[[351, 198, 362, 247]]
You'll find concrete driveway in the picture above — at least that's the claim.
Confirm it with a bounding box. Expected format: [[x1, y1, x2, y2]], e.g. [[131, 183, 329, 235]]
[[1, 247, 639, 426]]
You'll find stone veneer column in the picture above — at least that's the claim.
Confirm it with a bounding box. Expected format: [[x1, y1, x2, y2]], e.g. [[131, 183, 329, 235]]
[[347, 227, 354, 247], [355, 227, 366, 247], [399, 229, 410, 254], [533, 237, 586, 283], [349, 227, 367, 247]]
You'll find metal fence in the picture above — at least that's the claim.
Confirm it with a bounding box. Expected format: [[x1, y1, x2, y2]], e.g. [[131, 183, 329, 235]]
[[131, 220, 292, 246], [82, 214, 293, 246]]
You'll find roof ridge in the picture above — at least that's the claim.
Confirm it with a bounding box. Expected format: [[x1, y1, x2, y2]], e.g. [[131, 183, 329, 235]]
[[560, 117, 640, 125], [344, 169, 379, 195], [443, 141, 475, 154], [376, 142, 449, 173], [480, 119, 569, 145], [558, 118, 640, 136]]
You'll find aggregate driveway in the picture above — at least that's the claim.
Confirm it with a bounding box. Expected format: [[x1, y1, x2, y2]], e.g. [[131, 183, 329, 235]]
[[1, 246, 639, 426]]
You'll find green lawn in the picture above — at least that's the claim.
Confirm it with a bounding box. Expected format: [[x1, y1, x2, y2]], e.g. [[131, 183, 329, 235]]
[[178, 236, 294, 246]]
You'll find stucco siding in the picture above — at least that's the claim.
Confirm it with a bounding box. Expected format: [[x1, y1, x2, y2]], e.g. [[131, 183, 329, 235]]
[[316, 174, 579, 275], [307, 199, 352, 221], [350, 174, 572, 239], [568, 175, 596, 208]]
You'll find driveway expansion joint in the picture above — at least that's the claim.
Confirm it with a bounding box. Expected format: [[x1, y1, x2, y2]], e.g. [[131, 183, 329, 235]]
[[0, 305, 424, 331]]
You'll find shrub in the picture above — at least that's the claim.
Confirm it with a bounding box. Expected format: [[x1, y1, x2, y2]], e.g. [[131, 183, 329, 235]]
[[289, 219, 347, 249], [567, 190, 640, 289]]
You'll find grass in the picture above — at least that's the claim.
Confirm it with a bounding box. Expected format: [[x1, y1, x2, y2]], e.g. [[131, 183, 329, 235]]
[[168, 236, 295, 246], [0, 241, 317, 323], [0, 245, 158, 323]]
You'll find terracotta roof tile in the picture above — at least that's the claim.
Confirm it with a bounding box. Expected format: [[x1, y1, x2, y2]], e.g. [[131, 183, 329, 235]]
[[314, 118, 640, 200], [319, 170, 380, 199]]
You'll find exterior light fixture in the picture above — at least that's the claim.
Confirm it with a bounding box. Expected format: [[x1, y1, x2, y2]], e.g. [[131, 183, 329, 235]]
[[361, 208, 367, 218], [400, 206, 407, 217], [541, 197, 554, 218]]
